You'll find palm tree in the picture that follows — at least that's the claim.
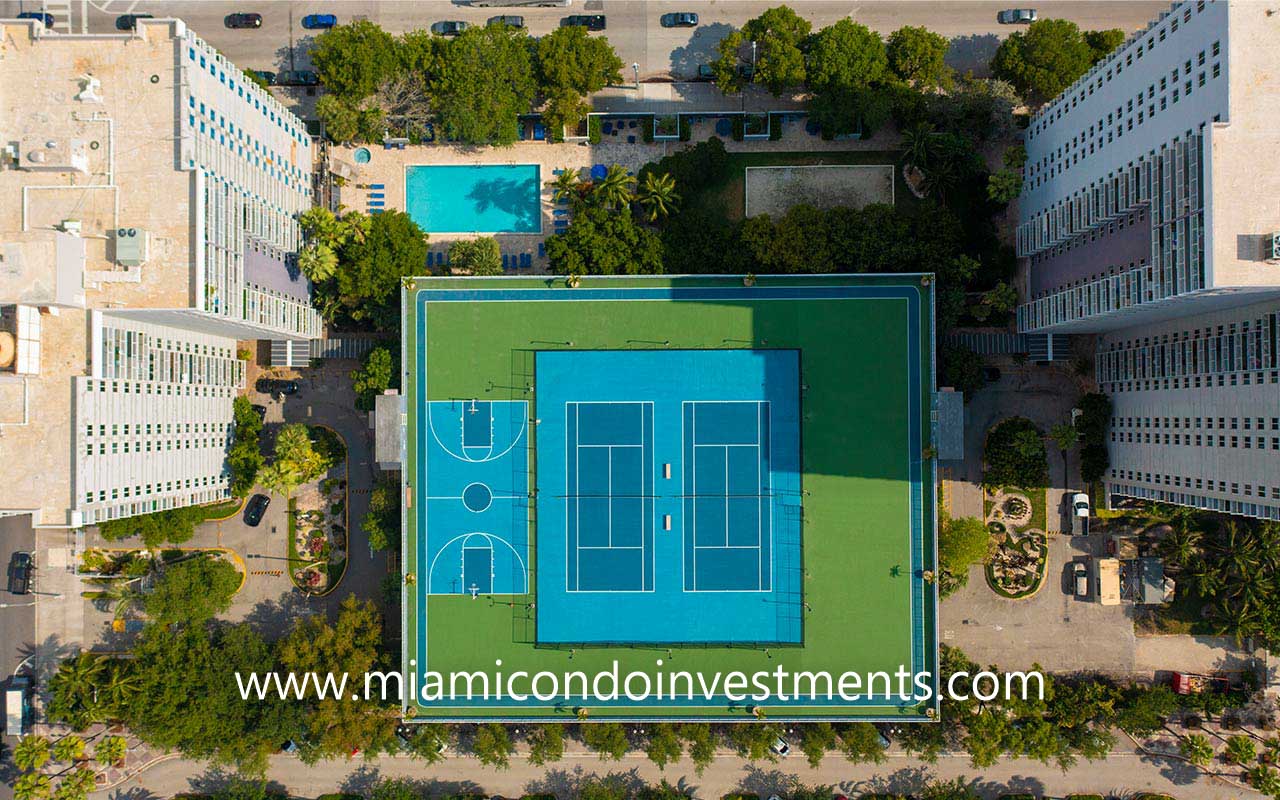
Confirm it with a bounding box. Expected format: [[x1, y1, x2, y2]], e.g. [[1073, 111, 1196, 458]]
[[296, 243, 337, 283], [592, 164, 636, 211], [635, 171, 680, 222], [93, 735, 128, 768], [1250, 765, 1280, 796], [14, 773, 51, 800], [52, 734, 85, 763], [13, 735, 52, 771], [548, 167, 581, 206], [1179, 732, 1215, 767], [51, 768, 97, 800], [924, 156, 960, 202], [48, 652, 109, 726], [1186, 557, 1224, 599], [99, 662, 139, 717], [900, 122, 937, 169], [1216, 521, 1260, 580], [1159, 521, 1203, 572]]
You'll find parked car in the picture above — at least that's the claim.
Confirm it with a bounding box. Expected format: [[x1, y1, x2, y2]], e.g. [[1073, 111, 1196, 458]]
[[115, 13, 153, 30], [251, 404, 267, 420], [1072, 492, 1091, 518], [431, 20, 469, 36], [225, 12, 264, 29], [563, 15, 606, 31], [274, 70, 319, 86], [301, 13, 337, 30], [250, 70, 276, 86], [660, 12, 699, 28], [981, 366, 1002, 383], [997, 8, 1037, 23], [7, 552, 33, 595], [17, 11, 54, 28], [255, 377, 300, 396], [487, 15, 525, 28], [770, 736, 790, 757], [1072, 561, 1089, 596], [697, 64, 715, 80], [244, 493, 271, 527]]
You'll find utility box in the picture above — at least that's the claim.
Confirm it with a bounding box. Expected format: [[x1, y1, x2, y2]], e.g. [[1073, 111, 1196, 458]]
[[113, 227, 149, 267]]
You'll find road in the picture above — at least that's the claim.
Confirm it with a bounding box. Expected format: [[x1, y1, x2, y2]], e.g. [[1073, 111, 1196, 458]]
[[91, 742, 1263, 800], [1, 514, 38, 800], [3, 1, 1171, 80]]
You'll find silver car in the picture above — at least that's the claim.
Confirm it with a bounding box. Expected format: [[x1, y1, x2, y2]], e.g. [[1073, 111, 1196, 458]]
[[997, 8, 1038, 24]]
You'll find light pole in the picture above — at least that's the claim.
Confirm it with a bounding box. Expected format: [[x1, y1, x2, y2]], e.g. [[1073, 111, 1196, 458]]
[[632, 62, 640, 89]]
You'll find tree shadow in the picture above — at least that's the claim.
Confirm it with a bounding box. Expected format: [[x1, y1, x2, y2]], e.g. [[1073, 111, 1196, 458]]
[[525, 766, 647, 799], [946, 34, 1001, 77], [1137, 747, 1210, 786], [846, 765, 933, 798], [104, 787, 162, 800], [970, 773, 1047, 797], [188, 765, 286, 795], [15, 634, 80, 687], [340, 764, 383, 796], [242, 589, 317, 638], [668, 23, 734, 80], [737, 765, 800, 797]]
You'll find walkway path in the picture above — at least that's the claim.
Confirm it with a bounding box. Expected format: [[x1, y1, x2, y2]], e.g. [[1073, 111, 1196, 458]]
[[91, 741, 1261, 800]]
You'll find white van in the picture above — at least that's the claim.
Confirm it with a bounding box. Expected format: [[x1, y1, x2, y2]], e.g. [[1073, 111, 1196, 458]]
[[5, 676, 32, 736]]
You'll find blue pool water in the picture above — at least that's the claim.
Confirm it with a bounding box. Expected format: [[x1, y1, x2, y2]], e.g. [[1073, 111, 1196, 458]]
[[405, 164, 541, 233]]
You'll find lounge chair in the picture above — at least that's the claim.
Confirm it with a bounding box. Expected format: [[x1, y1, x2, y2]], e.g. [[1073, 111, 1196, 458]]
[[534, 124, 546, 141], [369, 192, 385, 199], [553, 168, 564, 176], [520, 253, 532, 268], [370, 183, 385, 190], [629, 120, 637, 128], [627, 135, 636, 144], [367, 201, 385, 207], [553, 209, 569, 217], [502, 254, 510, 269], [602, 121, 613, 135], [538, 242, 546, 258]]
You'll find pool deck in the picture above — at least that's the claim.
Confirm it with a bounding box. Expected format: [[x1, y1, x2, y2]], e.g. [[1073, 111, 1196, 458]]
[[330, 122, 901, 274]]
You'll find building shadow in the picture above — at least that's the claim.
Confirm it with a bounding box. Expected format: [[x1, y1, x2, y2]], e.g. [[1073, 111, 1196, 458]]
[[947, 34, 1001, 77], [668, 23, 734, 80]]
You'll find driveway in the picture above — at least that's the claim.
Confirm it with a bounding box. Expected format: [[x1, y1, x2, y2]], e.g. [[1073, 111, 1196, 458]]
[[942, 533, 1138, 674]]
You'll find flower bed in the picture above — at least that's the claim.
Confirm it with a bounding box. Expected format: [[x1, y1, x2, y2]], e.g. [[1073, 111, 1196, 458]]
[[287, 427, 349, 594], [985, 531, 1049, 599]]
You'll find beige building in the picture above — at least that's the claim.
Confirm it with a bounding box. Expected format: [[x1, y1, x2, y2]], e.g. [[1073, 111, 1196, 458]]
[[0, 18, 319, 527]]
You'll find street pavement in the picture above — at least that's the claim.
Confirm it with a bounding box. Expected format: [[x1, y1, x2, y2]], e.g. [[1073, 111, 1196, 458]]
[[2, 1, 1171, 81], [0, 515, 37, 800], [90, 742, 1264, 800]]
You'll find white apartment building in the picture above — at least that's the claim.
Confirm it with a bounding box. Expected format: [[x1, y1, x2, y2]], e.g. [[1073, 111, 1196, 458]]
[[1015, 0, 1280, 334], [0, 18, 320, 527], [1097, 297, 1280, 520]]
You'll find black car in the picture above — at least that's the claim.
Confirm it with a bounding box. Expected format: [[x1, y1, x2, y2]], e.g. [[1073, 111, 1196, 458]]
[[7, 552, 33, 595], [250, 70, 276, 86], [982, 366, 1002, 383], [225, 13, 263, 29], [256, 378, 300, 396], [274, 70, 319, 87], [244, 494, 271, 527], [487, 15, 525, 29], [17, 11, 54, 28], [563, 15, 606, 31], [660, 12, 699, 28], [115, 13, 153, 30], [430, 20, 468, 36], [251, 404, 268, 420]]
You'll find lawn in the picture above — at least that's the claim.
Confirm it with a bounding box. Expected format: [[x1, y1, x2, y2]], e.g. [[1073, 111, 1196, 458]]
[[403, 274, 937, 721], [686, 150, 913, 223]]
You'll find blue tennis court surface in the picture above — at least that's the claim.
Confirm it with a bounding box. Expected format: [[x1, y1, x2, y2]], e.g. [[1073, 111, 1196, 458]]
[[536, 349, 802, 644]]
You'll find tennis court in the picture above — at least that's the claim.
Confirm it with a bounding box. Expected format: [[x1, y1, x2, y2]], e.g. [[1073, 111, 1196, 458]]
[[403, 275, 938, 720]]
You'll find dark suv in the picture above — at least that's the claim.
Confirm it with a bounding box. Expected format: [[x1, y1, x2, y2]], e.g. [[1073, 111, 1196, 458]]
[[7, 552, 33, 595], [225, 13, 263, 29], [256, 378, 299, 397], [563, 15, 606, 31], [244, 494, 271, 527]]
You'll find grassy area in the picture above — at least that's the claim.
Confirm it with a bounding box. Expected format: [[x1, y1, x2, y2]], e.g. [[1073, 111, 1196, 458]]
[[197, 498, 244, 522], [405, 274, 936, 720], [1135, 589, 1210, 636], [686, 150, 911, 223]]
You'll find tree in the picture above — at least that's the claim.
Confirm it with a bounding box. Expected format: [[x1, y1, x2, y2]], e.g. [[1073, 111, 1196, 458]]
[[52, 734, 85, 763], [13, 735, 52, 771], [45, 653, 109, 729], [351, 347, 397, 412], [886, 26, 950, 87], [260, 423, 328, 497], [591, 164, 637, 211], [920, 778, 980, 800], [714, 6, 811, 94], [362, 476, 401, 552], [726, 722, 785, 762], [333, 210, 428, 329], [1115, 685, 1180, 735], [991, 18, 1095, 101], [987, 168, 1023, 203], [370, 779, 421, 800], [471, 723, 513, 769], [635, 172, 680, 222], [315, 94, 361, 143], [833, 722, 886, 764], [14, 774, 51, 800], [1225, 734, 1257, 765], [94, 735, 127, 768], [1179, 732, 1215, 767], [549, 168, 582, 206], [900, 122, 938, 169], [983, 417, 1049, 489], [448, 237, 503, 276], [96, 506, 202, 547], [311, 20, 400, 101], [51, 768, 96, 800], [808, 85, 892, 139], [939, 516, 991, 595], [1085, 29, 1126, 64], [644, 723, 683, 769], [144, 555, 240, 625], [546, 203, 663, 276], [806, 19, 887, 92], [940, 345, 985, 396], [680, 724, 716, 775], [526, 724, 564, 767], [582, 722, 629, 760], [535, 26, 624, 134], [798, 722, 838, 767], [297, 242, 340, 283], [277, 596, 395, 762], [405, 724, 450, 764], [228, 396, 264, 498], [432, 24, 536, 146], [1250, 764, 1280, 795]]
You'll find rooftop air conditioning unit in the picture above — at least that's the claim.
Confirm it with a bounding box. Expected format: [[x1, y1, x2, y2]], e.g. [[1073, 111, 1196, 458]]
[[1272, 232, 1280, 261], [114, 227, 149, 268]]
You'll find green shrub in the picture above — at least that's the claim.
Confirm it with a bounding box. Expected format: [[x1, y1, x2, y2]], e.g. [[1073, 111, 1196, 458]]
[[588, 116, 602, 144], [732, 116, 745, 141], [983, 417, 1048, 489], [641, 117, 655, 143], [768, 112, 783, 140], [678, 116, 692, 142]]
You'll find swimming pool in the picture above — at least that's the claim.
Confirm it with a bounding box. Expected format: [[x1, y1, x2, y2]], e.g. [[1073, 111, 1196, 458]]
[[405, 164, 541, 234]]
